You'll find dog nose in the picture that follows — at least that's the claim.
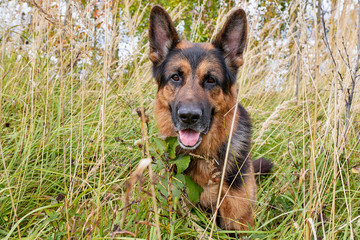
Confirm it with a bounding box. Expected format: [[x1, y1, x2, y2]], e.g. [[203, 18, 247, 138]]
[[178, 106, 202, 124]]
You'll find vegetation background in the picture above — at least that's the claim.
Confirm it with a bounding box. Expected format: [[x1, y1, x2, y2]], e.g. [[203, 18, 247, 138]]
[[0, 0, 359, 239]]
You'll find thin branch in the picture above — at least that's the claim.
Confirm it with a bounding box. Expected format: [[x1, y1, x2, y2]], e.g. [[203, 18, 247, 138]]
[[345, 0, 360, 135], [354, 0, 360, 76], [320, 8, 345, 92]]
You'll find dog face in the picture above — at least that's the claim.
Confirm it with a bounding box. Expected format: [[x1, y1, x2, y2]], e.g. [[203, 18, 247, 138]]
[[149, 6, 248, 150]]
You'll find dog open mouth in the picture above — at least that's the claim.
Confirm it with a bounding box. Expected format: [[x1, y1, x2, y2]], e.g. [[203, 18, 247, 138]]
[[178, 129, 202, 149]]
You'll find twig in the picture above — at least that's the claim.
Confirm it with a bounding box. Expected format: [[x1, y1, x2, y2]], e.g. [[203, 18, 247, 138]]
[[24, 0, 78, 44], [320, 12, 345, 92], [320, 2, 359, 140], [345, 0, 360, 135]]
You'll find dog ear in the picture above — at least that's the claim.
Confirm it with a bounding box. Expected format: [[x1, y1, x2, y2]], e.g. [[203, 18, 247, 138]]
[[213, 9, 248, 73], [149, 6, 179, 65]]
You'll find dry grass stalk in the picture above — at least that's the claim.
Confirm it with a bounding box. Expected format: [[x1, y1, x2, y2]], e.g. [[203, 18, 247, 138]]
[[255, 98, 296, 143]]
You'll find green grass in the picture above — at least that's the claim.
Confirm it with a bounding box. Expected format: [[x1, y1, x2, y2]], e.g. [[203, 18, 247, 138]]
[[1, 0, 360, 239]]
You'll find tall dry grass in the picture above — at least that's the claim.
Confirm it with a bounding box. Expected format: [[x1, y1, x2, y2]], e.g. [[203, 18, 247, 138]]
[[0, 0, 359, 239]]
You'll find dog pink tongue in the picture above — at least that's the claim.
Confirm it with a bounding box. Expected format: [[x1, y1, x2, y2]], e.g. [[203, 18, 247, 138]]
[[179, 129, 200, 147]]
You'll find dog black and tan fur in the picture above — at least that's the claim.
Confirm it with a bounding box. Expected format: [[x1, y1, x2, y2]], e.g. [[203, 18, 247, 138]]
[[149, 6, 272, 231]]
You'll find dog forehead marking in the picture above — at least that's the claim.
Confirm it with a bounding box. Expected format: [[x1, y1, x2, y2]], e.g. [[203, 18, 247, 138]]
[[165, 57, 191, 76], [197, 57, 223, 79], [176, 41, 215, 50], [176, 41, 194, 49]]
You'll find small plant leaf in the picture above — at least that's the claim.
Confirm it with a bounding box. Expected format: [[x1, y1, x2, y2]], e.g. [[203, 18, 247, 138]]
[[173, 173, 185, 186], [185, 175, 203, 203], [166, 136, 178, 159], [172, 174, 185, 205], [152, 159, 165, 172], [171, 181, 182, 199], [157, 172, 169, 203], [153, 138, 167, 156], [172, 155, 191, 174]]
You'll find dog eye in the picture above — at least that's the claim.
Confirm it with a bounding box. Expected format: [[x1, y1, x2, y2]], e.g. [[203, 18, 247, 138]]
[[171, 74, 180, 81], [205, 76, 216, 84]]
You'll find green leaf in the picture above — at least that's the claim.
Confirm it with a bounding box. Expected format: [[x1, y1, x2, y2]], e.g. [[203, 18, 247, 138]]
[[173, 173, 185, 186], [152, 159, 165, 172], [185, 175, 203, 203], [166, 136, 178, 159], [171, 182, 182, 199], [157, 172, 169, 197], [153, 138, 167, 156], [172, 174, 185, 206], [172, 155, 191, 174]]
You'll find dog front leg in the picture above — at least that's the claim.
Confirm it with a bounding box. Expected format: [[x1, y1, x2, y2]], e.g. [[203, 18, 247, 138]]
[[200, 180, 257, 231]]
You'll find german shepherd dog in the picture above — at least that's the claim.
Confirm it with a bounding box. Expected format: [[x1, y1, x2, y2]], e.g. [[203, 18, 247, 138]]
[[149, 6, 272, 231]]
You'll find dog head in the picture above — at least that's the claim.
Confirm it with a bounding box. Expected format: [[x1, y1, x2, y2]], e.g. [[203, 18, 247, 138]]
[[149, 6, 248, 150]]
